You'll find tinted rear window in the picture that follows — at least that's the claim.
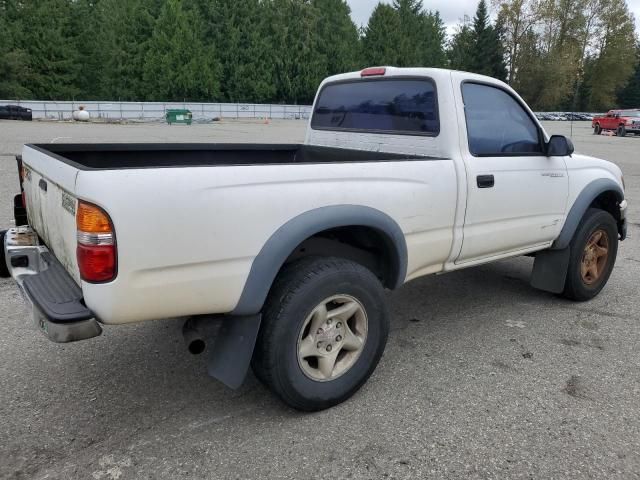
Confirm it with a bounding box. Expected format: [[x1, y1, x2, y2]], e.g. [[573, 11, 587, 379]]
[[311, 79, 439, 135]]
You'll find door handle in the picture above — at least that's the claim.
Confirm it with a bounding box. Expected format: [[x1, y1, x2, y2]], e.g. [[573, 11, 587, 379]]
[[477, 175, 494, 189]]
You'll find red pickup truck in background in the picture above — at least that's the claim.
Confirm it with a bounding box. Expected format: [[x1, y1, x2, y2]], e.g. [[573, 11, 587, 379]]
[[592, 109, 640, 136]]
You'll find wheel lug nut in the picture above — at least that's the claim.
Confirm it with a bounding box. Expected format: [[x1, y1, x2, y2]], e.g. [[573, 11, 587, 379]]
[[326, 345, 332, 352], [317, 328, 323, 335], [336, 322, 342, 328], [317, 342, 322, 349], [336, 335, 342, 342], [327, 319, 332, 325]]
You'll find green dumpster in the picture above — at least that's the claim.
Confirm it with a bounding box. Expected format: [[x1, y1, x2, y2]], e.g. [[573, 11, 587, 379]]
[[165, 109, 193, 125]]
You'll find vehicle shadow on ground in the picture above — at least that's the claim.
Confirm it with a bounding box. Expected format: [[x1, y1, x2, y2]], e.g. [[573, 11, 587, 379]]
[[54, 256, 550, 414], [2, 256, 574, 477]]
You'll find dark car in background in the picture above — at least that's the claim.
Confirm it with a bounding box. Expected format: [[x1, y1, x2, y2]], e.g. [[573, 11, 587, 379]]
[[0, 105, 33, 121]]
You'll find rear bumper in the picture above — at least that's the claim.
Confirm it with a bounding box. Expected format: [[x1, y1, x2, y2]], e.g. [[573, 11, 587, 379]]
[[3, 227, 102, 342]]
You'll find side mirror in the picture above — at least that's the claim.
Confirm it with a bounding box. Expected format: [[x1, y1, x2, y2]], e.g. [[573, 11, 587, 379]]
[[546, 135, 574, 157]]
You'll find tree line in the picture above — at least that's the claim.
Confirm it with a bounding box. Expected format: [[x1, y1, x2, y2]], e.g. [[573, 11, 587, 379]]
[[0, 0, 638, 111]]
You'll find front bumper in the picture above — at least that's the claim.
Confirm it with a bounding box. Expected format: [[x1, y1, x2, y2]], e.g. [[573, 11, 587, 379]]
[[3, 227, 102, 342]]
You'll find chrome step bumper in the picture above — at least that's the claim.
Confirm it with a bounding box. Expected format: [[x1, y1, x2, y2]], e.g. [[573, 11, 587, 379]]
[[3, 227, 102, 343]]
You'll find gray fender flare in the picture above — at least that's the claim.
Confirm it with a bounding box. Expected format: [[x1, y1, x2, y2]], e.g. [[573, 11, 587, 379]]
[[551, 178, 624, 250], [231, 205, 408, 316], [532, 178, 623, 294]]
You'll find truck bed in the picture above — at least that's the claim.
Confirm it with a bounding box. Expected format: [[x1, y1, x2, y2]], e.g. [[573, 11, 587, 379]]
[[27, 143, 429, 170], [20, 135, 459, 324]]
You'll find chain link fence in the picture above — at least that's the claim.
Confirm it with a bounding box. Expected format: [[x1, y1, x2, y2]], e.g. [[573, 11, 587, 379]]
[[0, 100, 313, 122]]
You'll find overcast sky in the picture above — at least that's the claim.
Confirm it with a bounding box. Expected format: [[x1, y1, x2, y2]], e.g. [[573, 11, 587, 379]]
[[346, 0, 640, 34]]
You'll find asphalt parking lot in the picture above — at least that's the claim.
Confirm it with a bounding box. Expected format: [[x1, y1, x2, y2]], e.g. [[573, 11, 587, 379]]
[[0, 119, 638, 479]]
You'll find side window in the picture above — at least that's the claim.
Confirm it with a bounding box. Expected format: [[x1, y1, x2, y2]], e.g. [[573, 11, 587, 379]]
[[462, 83, 542, 156]]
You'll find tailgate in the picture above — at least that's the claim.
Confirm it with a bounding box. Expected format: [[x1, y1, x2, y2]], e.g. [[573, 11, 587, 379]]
[[21, 145, 81, 283]]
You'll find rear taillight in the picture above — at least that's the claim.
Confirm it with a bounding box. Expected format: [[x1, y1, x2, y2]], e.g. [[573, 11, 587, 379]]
[[76, 201, 117, 282]]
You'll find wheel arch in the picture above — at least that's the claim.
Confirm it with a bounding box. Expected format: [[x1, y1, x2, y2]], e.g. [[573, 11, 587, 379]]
[[552, 179, 624, 250], [231, 206, 407, 316]]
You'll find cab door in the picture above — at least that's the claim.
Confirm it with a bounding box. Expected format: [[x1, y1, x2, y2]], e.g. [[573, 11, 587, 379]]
[[453, 79, 569, 264], [603, 111, 615, 130]]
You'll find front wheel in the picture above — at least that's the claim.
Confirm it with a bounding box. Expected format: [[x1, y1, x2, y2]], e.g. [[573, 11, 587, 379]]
[[594, 124, 601, 135], [562, 209, 618, 301], [252, 257, 389, 411], [617, 125, 626, 137]]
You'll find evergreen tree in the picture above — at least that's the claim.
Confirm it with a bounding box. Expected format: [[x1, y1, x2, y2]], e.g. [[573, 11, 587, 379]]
[[0, 1, 32, 98], [262, 0, 326, 104], [10, 0, 82, 99], [393, 0, 427, 66], [311, 0, 362, 75], [617, 45, 640, 109], [422, 10, 447, 67], [447, 22, 475, 71], [190, 0, 276, 103], [469, 0, 507, 80], [70, 0, 103, 99], [362, 1, 446, 68], [362, 3, 402, 66], [96, 0, 159, 100], [142, 0, 221, 101]]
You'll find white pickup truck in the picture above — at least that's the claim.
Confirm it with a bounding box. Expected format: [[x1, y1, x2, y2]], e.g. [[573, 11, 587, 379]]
[[2, 68, 628, 411]]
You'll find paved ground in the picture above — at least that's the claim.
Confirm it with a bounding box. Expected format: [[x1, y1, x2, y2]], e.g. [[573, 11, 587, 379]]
[[0, 120, 638, 480]]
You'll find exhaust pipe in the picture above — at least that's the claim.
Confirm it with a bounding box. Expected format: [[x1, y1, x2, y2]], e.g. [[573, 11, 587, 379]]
[[182, 320, 206, 355]]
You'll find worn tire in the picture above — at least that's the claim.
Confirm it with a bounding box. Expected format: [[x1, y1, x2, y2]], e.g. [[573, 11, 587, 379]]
[[562, 209, 618, 302], [594, 124, 601, 135], [0, 230, 9, 278], [251, 257, 389, 411], [617, 125, 626, 137]]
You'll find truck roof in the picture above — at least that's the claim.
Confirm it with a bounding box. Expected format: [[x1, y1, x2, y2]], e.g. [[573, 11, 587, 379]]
[[319, 67, 509, 91]]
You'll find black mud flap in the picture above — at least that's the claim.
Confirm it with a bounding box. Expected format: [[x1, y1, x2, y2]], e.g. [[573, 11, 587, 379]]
[[530, 247, 570, 294], [207, 314, 262, 390]]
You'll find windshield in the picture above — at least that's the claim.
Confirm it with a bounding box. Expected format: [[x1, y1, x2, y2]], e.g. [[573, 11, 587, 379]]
[[624, 111, 640, 118]]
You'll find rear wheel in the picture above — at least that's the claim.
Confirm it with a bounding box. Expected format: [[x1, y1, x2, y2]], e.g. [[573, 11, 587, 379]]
[[0, 230, 9, 278], [594, 124, 601, 135], [617, 125, 626, 137], [252, 257, 389, 411], [562, 209, 618, 301]]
